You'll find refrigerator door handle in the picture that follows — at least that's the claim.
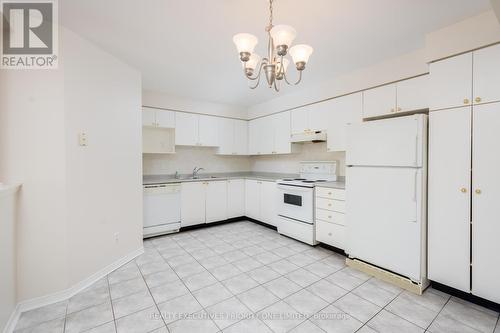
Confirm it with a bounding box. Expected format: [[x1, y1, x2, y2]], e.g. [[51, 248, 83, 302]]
[[413, 170, 418, 202], [414, 135, 419, 167]]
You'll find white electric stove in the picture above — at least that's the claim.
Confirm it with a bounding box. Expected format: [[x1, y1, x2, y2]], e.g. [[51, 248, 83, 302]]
[[276, 161, 337, 245]]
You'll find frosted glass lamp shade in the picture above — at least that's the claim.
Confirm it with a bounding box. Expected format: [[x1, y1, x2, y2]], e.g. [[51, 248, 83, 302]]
[[276, 58, 290, 73], [233, 33, 258, 54], [245, 53, 261, 70], [289, 44, 313, 64], [270, 25, 296, 48]]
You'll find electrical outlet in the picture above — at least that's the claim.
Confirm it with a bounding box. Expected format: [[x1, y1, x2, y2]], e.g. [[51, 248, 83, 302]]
[[79, 132, 88, 146], [113, 232, 120, 242]]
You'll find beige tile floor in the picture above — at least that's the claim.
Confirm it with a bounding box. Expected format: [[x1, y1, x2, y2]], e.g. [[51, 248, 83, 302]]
[[14, 221, 500, 333]]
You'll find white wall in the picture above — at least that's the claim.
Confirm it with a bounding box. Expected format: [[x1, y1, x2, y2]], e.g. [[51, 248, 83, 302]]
[[0, 63, 69, 301], [250, 143, 346, 177], [143, 143, 345, 177], [143, 147, 251, 175], [0, 185, 20, 331], [425, 10, 500, 62], [0, 27, 143, 303], [143, 90, 247, 119], [62, 28, 143, 286], [247, 49, 428, 119]]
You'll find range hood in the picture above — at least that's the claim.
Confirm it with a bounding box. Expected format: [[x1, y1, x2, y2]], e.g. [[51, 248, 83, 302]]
[[290, 130, 327, 143]]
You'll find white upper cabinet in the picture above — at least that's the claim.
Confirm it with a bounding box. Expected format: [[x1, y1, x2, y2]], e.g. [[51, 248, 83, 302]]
[[217, 119, 248, 155], [142, 107, 175, 128], [473, 43, 500, 105], [327, 93, 363, 152], [175, 112, 219, 147], [291, 104, 328, 134], [227, 179, 245, 218], [363, 76, 430, 118], [217, 118, 234, 155], [429, 53, 473, 111], [175, 112, 199, 146], [234, 120, 248, 155], [205, 181, 227, 223], [363, 83, 397, 118], [198, 115, 219, 147], [396, 75, 429, 113], [308, 103, 329, 132], [142, 108, 156, 127], [291, 108, 309, 134], [272, 111, 291, 154], [248, 111, 291, 155]]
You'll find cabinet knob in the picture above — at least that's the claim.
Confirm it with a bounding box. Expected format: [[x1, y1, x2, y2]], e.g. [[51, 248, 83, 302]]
[[397, 107, 402, 112], [475, 97, 482, 103], [328, 203, 332, 207], [328, 215, 332, 219], [460, 188, 467, 193], [328, 232, 332, 236], [390, 108, 395, 113], [463, 98, 470, 105], [328, 192, 332, 195], [475, 189, 482, 194]]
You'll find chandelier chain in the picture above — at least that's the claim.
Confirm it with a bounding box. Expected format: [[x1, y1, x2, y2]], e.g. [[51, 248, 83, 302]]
[[269, 0, 273, 28]]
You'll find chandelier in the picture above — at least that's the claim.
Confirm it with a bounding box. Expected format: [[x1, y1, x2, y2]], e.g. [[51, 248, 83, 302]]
[[232, 0, 313, 92]]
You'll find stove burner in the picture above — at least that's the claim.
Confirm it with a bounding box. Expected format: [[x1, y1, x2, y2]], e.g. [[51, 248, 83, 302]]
[[294, 178, 306, 180], [315, 179, 327, 182], [282, 178, 294, 181], [302, 180, 315, 183]]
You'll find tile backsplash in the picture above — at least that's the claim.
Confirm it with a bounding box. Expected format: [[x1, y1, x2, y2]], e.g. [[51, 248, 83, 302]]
[[143, 142, 346, 177]]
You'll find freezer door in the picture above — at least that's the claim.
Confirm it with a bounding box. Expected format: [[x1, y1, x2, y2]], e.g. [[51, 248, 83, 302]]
[[346, 166, 424, 282], [346, 114, 426, 167]]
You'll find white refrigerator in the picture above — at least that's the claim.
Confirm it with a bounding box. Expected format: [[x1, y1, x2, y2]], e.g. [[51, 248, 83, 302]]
[[346, 114, 427, 284]]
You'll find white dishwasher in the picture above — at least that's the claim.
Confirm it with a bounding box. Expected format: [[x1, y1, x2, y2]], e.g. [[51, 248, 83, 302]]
[[143, 183, 181, 238]]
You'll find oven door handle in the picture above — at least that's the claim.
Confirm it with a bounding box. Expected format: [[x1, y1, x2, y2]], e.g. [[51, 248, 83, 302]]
[[276, 185, 312, 193]]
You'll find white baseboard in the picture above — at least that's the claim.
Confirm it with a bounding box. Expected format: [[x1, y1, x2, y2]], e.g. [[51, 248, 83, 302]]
[[2, 247, 144, 333]]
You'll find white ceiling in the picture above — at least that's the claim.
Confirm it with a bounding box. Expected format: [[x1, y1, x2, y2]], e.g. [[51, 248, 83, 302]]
[[60, 0, 491, 107]]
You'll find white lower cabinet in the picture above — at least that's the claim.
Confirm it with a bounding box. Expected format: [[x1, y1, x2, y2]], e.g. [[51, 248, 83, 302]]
[[227, 179, 245, 218], [180, 180, 227, 227], [315, 187, 346, 250], [206, 181, 228, 223], [245, 179, 277, 226], [428, 102, 500, 303], [180, 182, 206, 227]]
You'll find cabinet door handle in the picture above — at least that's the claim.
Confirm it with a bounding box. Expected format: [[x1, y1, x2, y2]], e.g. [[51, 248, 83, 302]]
[[460, 188, 467, 193], [475, 189, 482, 194], [475, 97, 482, 103], [463, 98, 470, 105]]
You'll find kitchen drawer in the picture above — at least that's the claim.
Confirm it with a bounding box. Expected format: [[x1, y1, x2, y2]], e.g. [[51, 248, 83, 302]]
[[316, 197, 346, 213], [316, 209, 346, 226], [316, 220, 346, 249], [316, 187, 345, 200]]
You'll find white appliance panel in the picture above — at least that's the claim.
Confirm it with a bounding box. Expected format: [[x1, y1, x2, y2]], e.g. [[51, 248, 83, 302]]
[[346, 167, 423, 281], [346, 114, 425, 167], [276, 184, 314, 224], [143, 184, 181, 237]]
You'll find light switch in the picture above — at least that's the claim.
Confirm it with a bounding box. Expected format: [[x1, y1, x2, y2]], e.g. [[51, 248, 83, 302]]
[[79, 132, 88, 146]]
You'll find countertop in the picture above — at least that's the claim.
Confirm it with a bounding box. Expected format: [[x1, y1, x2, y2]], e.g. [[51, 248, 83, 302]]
[[143, 173, 346, 189], [143, 172, 299, 185], [315, 180, 346, 190]]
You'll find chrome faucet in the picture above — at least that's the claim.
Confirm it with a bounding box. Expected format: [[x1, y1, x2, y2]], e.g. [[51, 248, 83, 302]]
[[192, 167, 205, 179]]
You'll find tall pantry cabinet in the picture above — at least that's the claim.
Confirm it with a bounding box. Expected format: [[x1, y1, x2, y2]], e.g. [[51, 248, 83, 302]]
[[428, 43, 500, 303]]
